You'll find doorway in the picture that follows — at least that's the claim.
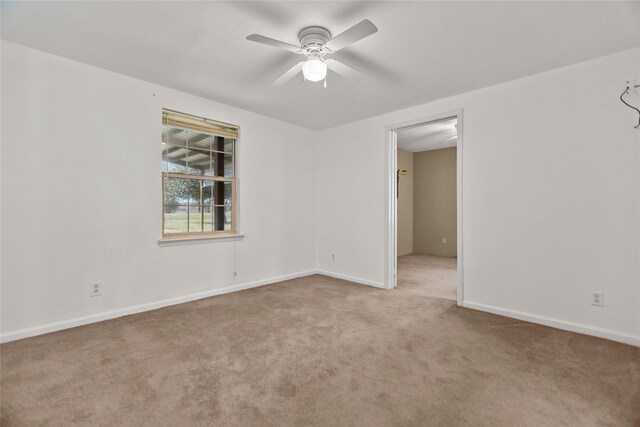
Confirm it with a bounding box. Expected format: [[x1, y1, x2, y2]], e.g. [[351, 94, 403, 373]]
[[385, 111, 463, 305]]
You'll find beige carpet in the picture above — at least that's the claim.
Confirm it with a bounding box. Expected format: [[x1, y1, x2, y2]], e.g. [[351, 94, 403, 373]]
[[398, 254, 457, 301], [1, 274, 638, 426]]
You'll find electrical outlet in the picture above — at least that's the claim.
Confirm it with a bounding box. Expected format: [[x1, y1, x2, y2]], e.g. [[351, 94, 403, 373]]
[[441, 237, 447, 245], [89, 281, 102, 297], [330, 253, 336, 262], [591, 291, 604, 307]]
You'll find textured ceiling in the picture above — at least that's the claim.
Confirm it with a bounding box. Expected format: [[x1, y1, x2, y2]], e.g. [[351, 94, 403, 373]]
[[398, 117, 458, 153], [2, 1, 639, 130]]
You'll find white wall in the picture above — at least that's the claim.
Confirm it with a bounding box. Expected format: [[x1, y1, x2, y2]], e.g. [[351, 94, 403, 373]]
[[1, 42, 317, 340], [413, 147, 457, 257], [2, 42, 639, 346], [316, 48, 640, 344]]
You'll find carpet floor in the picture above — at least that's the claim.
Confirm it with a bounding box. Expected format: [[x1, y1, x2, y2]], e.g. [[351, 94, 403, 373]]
[[1, 274, 638, 426], [397, 254, 457, 301]]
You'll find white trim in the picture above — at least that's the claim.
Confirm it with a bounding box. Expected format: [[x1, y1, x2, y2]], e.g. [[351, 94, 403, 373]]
[[315, 270, 386, 289], [384, 129, 398, 289], [5, 269, 634, 348], [0, 269, 315, 343], [385, 109, 464, 304], [455, 110, 464, 306], [463, 300, 640, 347], [158, 234, 245, 246]]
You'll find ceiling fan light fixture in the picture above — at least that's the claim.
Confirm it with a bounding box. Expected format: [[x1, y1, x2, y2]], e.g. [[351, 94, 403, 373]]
[[302, 57, 327, 82], [247, 19, 377, 86]]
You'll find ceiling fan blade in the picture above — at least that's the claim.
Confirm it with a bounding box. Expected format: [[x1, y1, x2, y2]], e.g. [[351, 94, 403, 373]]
[[273, 62, 305, 86], [325, 19, 377, 52], [246, 34, 302, 54], [326, 59, 363, 80], [334, 50, 399, 82]]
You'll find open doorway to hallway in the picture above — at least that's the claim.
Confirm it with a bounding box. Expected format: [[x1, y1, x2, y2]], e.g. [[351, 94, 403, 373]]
[[396, 116, 458, 301]]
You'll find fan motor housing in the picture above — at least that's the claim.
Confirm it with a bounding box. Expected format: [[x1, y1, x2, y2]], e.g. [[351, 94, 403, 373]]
[[298, 26, 331, 53]]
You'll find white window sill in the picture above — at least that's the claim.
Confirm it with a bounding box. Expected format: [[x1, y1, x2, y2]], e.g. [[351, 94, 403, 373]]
[[158, 234, 245, 247]]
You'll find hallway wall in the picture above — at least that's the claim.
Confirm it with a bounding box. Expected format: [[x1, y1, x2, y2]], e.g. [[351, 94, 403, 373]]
[[397, 149, 414, 256], [315, 48, 640, 345], [413, 147, 457, 257]]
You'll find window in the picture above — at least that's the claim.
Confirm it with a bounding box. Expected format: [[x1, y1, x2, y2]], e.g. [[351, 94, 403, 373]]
[[162, 109, 238, 239]]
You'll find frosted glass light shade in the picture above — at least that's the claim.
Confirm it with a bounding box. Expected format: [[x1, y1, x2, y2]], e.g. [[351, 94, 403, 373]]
[[303, 58, 327, 82]]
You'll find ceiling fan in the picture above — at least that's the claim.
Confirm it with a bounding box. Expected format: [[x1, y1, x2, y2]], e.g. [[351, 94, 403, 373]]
[[246, 20, 378, 87]]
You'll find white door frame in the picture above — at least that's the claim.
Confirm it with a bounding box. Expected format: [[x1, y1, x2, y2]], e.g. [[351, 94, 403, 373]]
[[384, 109, 464, 306]]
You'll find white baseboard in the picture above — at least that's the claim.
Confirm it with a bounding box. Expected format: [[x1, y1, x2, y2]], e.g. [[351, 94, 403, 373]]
[[9, 273, 632, 348], [463, 300, 639, 347], [0, 269, 317, 344], [314, 269, 386, 289]]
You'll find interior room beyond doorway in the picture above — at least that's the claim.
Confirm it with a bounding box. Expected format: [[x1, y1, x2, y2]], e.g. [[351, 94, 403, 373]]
[[396, 117, 458, 301]]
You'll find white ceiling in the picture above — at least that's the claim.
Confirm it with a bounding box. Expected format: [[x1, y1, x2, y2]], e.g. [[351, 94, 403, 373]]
[[397, 117, 457, 153], [2, 1, 639, 130]]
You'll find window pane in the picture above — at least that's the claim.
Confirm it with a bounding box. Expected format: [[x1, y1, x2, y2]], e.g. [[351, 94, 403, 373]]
[[211, 203, 233, 231], [203, 155, 218, 177], [186, 180, 201, 204], [161, 142, 171, 173], [203, 205, 213, 231], [187, 179, 204, 205], [163, 127, 224, 175], [164, 177, 188, 205], [162, 126, 187, 147], [223, 153, 234, 178], [223, 181, 232, 204], [210, 181, 233, 205], [188, 205, 203, 233], [224, 205, 233, 230], [163, 178, 232, 234], [163, 143, 187, 173], [202, 181, 213, 205], [183, 148, 211, 174], [164, 205, 188, 234], [163, 146, 208, 175], [224, 138, 234, 153], [206, 151, 233, 178], [188, 133, 216, 151], [213, 206, 226, 231]]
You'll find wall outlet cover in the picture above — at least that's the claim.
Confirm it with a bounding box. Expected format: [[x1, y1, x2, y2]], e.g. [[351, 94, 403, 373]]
[[89, 281, 102, 297], [591, 291, 603, 307]]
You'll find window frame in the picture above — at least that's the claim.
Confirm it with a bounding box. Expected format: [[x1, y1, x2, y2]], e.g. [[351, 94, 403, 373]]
[[160, 109, 239, 240]]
